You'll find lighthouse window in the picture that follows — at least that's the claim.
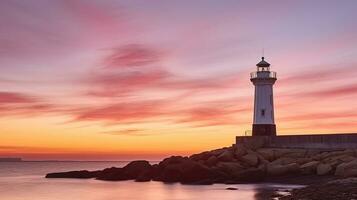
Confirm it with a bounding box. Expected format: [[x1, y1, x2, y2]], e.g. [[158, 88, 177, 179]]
[[261, 109, 265, 117]]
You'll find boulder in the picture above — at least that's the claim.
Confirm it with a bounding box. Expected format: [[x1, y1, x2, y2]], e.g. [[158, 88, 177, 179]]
[[267, 163, 299, 176], [216, 162, 244, 175], [257, 148, 275, 161], [233, 167, 266, 182], [335, 159, 357, 177], [97, 161, 152, 181], [273, 149, 298, 158], [316, 163, 332, 175], [256, 154, 270, 165], [285, 163, 300, 174], [305, 149, 324, 158], [323, 154, 356, 164], [319, 150, 354, 160], [270, 157, 296, 165], [300, 161, 320, 174], [135, 170, 153, 182], [46, 170, 100, 179], [210, 147, 229, 156], [283, 149, 307, 158], [241, 153, 259, 166], [122, 160, 152, 178], [205, 155, 218, 166], [295, 157, 313, 165], [157, 164, 181, 182], [157, 159, 213, 184], [234, 145, 247, 158], [159, 156, 187, 167], [267, 164, 286, 176], [96, 167, 126, 180], [189, 151, 212, 161], [179, 160, 213, 184], [217, 150, 234, 162]]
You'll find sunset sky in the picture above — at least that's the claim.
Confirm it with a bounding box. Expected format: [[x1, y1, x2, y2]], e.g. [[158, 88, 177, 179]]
[[1, 0, 357, 160]]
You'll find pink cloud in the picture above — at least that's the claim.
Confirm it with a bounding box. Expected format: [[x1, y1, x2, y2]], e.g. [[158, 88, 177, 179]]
[[0, 91, 64, 117], [84, 43, 243, 98], [177, 107, 238, 126], [73, 100, 168, 123], [104, 44, 163, 68], [279, 111, 357, 122], [0, 92, 35, 103], [86, 69, 170, 97], [305, 84, 357, 98]]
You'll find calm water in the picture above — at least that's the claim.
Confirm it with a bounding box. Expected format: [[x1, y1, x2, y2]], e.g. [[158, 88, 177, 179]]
[[0, 161, 302, 200]]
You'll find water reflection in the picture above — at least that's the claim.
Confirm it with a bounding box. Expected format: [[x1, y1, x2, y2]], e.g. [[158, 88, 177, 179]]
[[0, 162, 300, 200]]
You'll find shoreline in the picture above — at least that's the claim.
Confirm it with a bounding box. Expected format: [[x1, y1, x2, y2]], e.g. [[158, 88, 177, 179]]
[[45, 143, 357, 199]]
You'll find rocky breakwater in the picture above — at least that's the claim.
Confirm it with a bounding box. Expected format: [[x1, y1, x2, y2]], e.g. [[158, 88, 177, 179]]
[[46, 142, 357, 184]]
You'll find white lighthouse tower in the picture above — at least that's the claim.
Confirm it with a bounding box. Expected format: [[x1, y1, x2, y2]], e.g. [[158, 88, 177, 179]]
[[250, 57, 277, 136]]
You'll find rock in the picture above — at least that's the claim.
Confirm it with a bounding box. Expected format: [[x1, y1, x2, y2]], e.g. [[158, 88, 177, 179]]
[[97, 160, 152, 181], [210, 148, 227, 156], [226, 187, 238, 190], [210, 167, 230, 183], [179, 160, 213, 184], [285, 163, 300, 174], [273, 149, 297, 158], [189, 151, 212, 161], [158, 164, 181, 182], [257, 148, 275, 161], [316, 163, 332, 175], [216, 162, 244, 175], [267, 164, 285, 176], [270, 157, 296, 165], [96, 167, 125, 180], [157, 159, 213, 184], [241, 153, 259, 166], [217, 150, 234, 162], [335, 159, 357, 177], [159, 156, 187, 167], [135, 170, 153, 182], [300, 161, 320, 174], [233, 167, 266, 182], [234, 145, 247, 158], [256, 154, 270, 165], [267, 163, 299, 176], [322, 154, 356, 164], [281, 178, 357, 200], [305, 149, 323, 157], [283, 149, 307, 158], [45, 147, 357, 185], [295, 157, 313, 165], [319, 150, 354, 160], [122, 160, 152, 178], [205, 155, 218, 166], [46, 170, 99, 179]]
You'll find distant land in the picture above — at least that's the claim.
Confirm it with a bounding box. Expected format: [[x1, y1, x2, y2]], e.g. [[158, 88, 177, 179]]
[[0, 157, 22, 162]]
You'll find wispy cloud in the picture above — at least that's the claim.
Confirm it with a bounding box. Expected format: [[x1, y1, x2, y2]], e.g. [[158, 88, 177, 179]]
[[100, 129, 152, 136], [104, 44, 163, 68]]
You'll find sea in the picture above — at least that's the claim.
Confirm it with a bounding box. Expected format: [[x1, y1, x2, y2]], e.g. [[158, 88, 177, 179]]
[[0, 161, 303, 200]]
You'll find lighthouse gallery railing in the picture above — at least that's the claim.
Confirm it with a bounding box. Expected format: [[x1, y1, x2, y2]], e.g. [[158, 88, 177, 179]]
[[250, 71, 277, 79]]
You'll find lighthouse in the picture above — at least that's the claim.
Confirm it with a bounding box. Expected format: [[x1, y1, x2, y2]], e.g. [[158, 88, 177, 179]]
[[250, 57, 277, 136]]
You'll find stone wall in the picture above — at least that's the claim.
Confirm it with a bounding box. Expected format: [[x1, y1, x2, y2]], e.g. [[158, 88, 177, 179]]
[[236, 133, 357, 149]]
